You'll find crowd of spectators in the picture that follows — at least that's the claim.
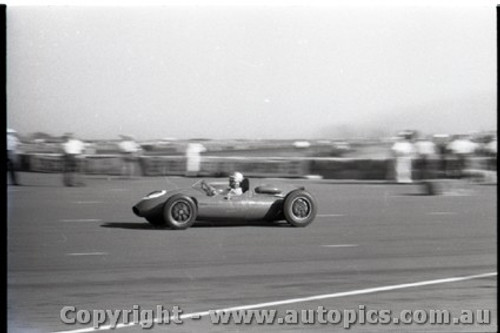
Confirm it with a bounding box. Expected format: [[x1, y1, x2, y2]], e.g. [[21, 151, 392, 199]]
[[7, 128, 497, 186], [390, 130, 496, 183]]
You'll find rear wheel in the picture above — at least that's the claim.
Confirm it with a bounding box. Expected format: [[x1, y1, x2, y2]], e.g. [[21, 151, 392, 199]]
[[163, 195, 197, 230], [283, 190, 317, 227]]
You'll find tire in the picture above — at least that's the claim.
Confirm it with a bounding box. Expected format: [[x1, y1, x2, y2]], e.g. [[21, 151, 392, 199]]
[[283, 190, 317, 227], [163, 195, 197, 230]]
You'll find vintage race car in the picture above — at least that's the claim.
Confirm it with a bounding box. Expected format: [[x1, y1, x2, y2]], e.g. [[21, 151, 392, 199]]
[[132, 178, 317, 229]]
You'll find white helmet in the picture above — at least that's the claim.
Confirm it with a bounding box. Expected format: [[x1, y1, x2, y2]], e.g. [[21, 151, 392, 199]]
[[229, 172, 244, 183]]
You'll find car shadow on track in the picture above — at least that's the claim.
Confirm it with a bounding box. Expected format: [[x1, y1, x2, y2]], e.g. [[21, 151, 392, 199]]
[[7, 183, 70, 188], [100, 222, 156, 230], [100, 220, 292, 230], [397, 193, 434, 196], [193, 220, 292, 228]]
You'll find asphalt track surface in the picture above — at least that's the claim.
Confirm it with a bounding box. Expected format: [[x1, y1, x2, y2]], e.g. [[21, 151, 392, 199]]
[[7, 173, 497, 332]]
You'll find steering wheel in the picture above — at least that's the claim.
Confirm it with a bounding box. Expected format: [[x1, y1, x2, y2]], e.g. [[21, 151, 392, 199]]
[[201, 181, 217, 196]]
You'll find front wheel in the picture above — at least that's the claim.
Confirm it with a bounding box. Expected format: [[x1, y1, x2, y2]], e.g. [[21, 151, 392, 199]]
[[163, 195, 197, 230], [283, 190, 317, 227]]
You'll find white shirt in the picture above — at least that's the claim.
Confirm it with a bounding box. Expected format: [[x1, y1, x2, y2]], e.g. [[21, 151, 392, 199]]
[[228, 187, 242, 195], [485, 140, 497, 154], [415, 140, 436, 156], [225, 187, 243, 199], [391, 141, 415, 157], [7, 134, 19, 151], [448, 139, 477, 155], [63, 139, 85, 155], [118, 140, 141, 153], [186, 143, 207, 156]]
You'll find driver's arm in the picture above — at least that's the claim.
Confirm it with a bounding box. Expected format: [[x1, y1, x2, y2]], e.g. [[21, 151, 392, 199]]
[[202, 181, 217, 196]]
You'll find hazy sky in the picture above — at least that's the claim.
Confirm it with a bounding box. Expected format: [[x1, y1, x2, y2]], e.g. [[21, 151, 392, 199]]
[[6, 4, 497, 140]]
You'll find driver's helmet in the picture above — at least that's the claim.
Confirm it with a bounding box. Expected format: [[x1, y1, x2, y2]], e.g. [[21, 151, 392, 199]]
[[229, 172, 244, 188]]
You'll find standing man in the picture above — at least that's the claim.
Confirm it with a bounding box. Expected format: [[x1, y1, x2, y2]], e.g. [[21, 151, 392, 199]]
[[391, 131, 416, 183], [484, 136, 497, 171], [415, 135, 437, 181], [185, 143, 206, 177], [433, 134, 451, 178], [447, 134, 477, 179], [7, 128, 20, 186], [61, 133, 85, 186], [118, 135, 142, 178]]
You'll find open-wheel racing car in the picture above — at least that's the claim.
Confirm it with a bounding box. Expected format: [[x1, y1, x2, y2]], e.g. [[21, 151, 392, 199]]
[[132, 178, 318, 230]]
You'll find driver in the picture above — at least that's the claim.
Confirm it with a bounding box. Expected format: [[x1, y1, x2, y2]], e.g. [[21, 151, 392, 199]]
[[225, 171, 244, 199]]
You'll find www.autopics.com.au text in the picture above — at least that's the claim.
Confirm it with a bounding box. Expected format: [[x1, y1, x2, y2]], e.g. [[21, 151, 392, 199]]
[[60, 305, 492, 329]]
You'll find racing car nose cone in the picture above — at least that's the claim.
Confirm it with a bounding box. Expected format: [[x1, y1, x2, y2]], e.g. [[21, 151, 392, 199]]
[[132, 206, 141, 217]]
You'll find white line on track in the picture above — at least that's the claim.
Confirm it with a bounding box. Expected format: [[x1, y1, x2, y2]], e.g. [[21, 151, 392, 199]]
[[427, 212, 456, 216], [60, 219, 102, 223], [52, 271, 497, 333], [322, 244, 359, 248], [66, 252, 108, 256]]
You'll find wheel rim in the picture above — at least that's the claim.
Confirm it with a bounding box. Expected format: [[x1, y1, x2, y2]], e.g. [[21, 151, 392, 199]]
[[171, 201, 192, 224], [291, 197, 311, 219]]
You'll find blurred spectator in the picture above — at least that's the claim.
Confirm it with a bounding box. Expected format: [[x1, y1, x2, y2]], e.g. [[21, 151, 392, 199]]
[[415, 135, 436, 180], [485, 136, 497, 171], [61, 133, 85, 186], [391, 132, 416, 183], [7, 128, 21, 185], [433, 134, 451, 178], [186, 143, 206, 176], [447, 134, 477, 178], [118, 135, 142, 178]]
